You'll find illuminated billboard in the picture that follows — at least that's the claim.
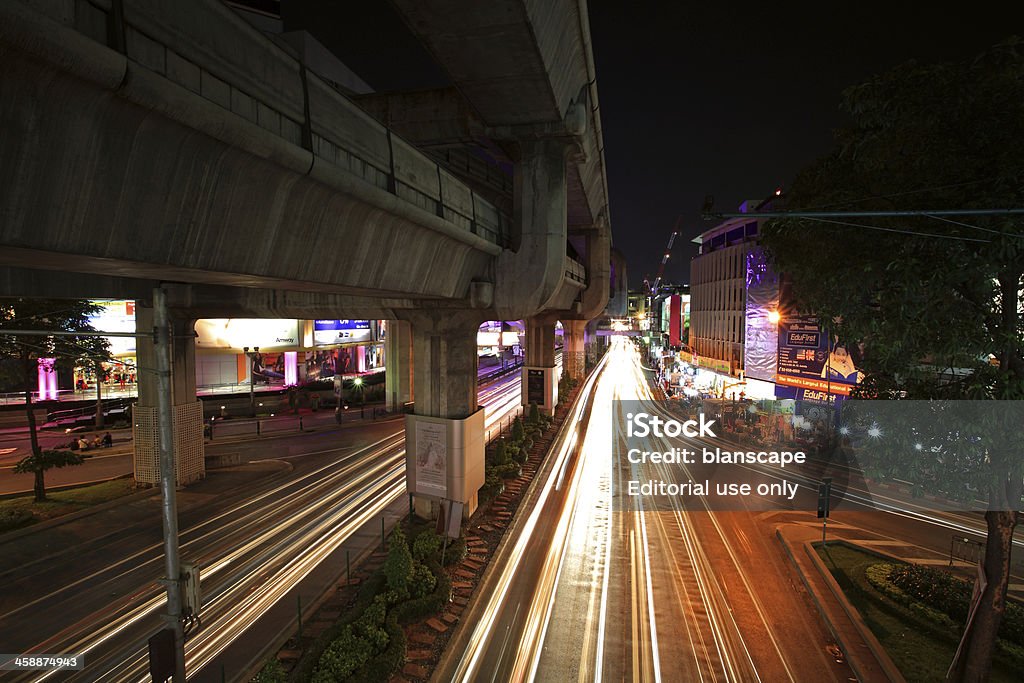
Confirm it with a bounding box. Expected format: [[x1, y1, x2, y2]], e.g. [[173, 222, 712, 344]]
[[313, 319, 373, 345], [776, 316, 863, 396], [88, 300, 136, 356], [195, 319, 300, 350]]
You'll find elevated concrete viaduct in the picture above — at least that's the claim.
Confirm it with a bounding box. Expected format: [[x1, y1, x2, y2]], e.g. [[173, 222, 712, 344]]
[[0, 0, 612, 517]]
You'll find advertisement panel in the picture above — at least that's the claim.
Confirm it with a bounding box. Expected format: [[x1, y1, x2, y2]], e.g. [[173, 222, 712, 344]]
[[303, 347, 356, 381], [414, 421, 447, 497], [669, 295, 682, 347], [743, 249, 779, 381], [776, 316, 862, 395], [195, 319, 299, 350], [88, 300, 136, 356], [313, 320, 373, 345]]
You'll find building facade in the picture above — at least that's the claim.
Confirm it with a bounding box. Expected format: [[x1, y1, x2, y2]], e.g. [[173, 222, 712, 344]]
[[689, 203, 765, 379]]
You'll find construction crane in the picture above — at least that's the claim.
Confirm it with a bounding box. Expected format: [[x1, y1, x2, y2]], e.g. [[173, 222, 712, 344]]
[[645, 216, 682, 297]]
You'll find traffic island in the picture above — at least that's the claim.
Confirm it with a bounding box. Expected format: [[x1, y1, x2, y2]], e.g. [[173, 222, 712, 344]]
[[813, 541, 1024, 683]]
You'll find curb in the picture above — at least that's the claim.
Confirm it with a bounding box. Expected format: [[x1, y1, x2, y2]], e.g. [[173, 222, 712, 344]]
[[806, 540, 906, 683], [776, 526, 905, 683]]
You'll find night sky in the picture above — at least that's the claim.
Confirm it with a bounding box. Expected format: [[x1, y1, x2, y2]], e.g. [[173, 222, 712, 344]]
[[293, 2, 1024, 289], [587, 3, 1024, 286]]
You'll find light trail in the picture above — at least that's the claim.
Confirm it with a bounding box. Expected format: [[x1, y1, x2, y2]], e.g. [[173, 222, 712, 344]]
[[6, 373, 527, 682]]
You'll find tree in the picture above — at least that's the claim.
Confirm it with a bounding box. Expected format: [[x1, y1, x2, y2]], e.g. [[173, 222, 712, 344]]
[[13, 448, 85, 502], [0, 298, 110, 500], [761, 39, 1024, 682]]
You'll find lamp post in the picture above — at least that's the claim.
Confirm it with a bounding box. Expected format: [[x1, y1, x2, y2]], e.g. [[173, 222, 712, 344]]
[[243, 346, 259, 417], [354, 377, 364, 418]]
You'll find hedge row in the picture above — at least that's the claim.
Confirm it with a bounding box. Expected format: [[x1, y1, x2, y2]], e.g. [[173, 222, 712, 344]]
[[866, 562, 1024, 669], [885, 563, 1024, 647], [305, 528, 454, 682]]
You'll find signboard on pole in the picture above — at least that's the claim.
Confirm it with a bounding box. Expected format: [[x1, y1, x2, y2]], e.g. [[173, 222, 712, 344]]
[[527, 369, 545, 405], [414, 421, 447, 498]]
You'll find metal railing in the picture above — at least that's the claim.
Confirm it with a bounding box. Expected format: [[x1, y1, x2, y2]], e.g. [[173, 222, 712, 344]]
[[565, 256, 587, 284]]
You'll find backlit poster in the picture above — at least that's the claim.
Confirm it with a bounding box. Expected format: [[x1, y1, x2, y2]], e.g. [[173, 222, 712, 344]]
[[414, 421, 447, 497], [313, 320, 373, 345]]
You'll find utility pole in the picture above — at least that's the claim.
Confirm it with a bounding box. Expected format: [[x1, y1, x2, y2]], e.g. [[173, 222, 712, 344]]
[[243, 346, 259, 418], [154, 287, 186, 681]]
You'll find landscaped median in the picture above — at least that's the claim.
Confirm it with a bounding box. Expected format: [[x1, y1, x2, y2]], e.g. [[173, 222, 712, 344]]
[[816, 542, 1023, 682], [0, 476, 139, 534], [253, 371, 591, 683]]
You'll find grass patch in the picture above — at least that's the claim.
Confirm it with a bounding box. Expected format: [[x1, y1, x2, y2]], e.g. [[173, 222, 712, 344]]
[[816, 543, 1019, 683], [0, 478, 138, 533]]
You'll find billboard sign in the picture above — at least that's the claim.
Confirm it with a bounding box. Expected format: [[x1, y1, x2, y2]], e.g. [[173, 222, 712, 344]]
[[88, 300, 136, 356], [194, 319, 299, 350], [313, 319, 373, 345], [776, 316, 862, 395], [669, 295, 682, 347]]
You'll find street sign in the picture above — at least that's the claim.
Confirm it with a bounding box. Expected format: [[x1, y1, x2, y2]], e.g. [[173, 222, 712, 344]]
[[147, 628, 175, 682]]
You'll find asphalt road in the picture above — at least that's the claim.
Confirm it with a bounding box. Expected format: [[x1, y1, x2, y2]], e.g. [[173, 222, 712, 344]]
[[0, 371, 525, 682], [434, 338, 1022, 682]]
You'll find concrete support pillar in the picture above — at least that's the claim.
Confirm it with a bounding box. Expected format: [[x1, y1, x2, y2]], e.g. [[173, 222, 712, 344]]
[[523, 314, 559, 414], [401, 311, 485, 519], [133, 305, 205, 486], [563, 319, 587, 380], [385, 319, 413, 412], [585, 318, 602, 370], [494, 138, 571, 319]]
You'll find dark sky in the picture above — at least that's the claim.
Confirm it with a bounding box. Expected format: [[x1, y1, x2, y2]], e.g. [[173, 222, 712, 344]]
[[290, 2, 1023, 289], [587, 2, 1024, 286]]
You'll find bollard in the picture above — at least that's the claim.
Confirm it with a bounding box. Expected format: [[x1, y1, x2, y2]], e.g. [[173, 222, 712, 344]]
[[299, 416, 304, 431], [256, 419, 261, 436]]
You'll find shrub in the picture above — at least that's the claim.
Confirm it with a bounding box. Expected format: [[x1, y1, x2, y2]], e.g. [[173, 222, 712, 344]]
[[512, 417, 524, 441], [350, 610, 406, 682], [442, 538, 467, 566], [252, 657, 286, 683], [412, 529, 443, 562], [383, 527, 413, 599], [887, 563, 1024, 647], [311, 625, 373, 683], [409, 560, 437, 599], [528, 402, 540, 425], [493, 439, 509, 466], [394, 560, 451, 623], [0, 508, 34, 533], [514, 446, 529, 464]]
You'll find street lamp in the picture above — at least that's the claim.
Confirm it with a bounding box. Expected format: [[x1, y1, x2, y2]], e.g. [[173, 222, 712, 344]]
[[354, 377, 364, 418], [243, 345, 259, 417]]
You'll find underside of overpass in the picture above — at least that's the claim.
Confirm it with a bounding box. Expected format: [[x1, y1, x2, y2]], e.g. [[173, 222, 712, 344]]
[[0, 0, 614, 516]]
